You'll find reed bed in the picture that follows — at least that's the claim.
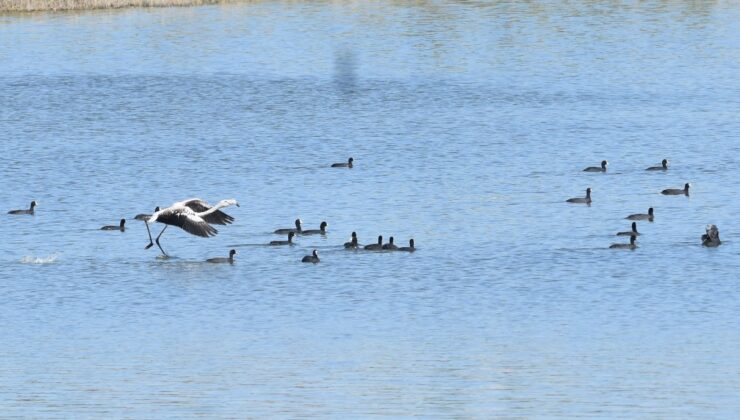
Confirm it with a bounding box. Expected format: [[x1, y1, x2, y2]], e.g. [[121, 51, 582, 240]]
[[0, 0, 242, 11]]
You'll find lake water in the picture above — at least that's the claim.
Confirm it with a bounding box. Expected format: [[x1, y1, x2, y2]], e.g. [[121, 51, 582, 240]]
[[1, 1, 739, 417]]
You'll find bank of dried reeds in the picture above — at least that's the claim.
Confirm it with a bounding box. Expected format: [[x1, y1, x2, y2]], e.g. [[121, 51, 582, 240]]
[[0, 0, 241, 12]]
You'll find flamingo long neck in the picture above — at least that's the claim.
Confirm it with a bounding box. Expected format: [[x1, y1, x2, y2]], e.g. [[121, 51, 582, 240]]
[[146, 210, 162, 224], [195, 199, 237, 217]]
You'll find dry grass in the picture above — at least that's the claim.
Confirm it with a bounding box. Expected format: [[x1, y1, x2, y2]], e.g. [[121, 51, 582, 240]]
[[0, 0, 243, 12]]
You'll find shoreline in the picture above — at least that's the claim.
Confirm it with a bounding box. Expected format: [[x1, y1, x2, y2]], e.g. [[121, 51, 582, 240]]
[[0, 0, 242, 12]]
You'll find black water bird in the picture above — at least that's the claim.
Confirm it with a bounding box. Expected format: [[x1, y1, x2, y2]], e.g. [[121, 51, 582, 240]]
[[626, 207, 654, 221], [101, 219, 126, 231], [270, 232, 295, 246], [399, 239, 415, 252], [566, 188, 592, 204], [331, 157, 353, 168], [207, 249, 236, 263], [344, 232, 359, 249], [302, 249, 320, 263], [382, 236, 398, 250], [364, 235, 383, 251], [302, 221, 328, 235], [583, 160, 608, 172], [275, 219, 302, 235], [661, 183, 690, 196], [702, 224, 721, 247], [616, 222, 640, 236], [646, 159, 669, 171], [8, 201, 36, 215], [610, 234, 637, 250]]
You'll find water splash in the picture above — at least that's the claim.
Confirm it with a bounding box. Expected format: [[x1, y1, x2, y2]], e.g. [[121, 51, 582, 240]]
[[20, 253, 60, 264]]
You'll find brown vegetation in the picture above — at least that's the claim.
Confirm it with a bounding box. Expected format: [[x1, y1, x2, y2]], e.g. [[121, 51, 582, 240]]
[[0, 0, 242, 12]]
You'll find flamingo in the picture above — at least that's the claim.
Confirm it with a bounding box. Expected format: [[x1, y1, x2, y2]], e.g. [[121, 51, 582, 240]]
[[144, 198, 239, 256]]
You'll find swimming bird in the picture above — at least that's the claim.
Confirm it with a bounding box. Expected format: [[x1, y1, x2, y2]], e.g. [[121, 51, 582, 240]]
[[206, 249, 236, 264], [331, 157, 353, 168], [8, 201, 37, 215], [399, 239, 415, 252], [274, 219, 302, 235], [101, 219, 126, 231], [610, 234, 637, 250], [301, 221, 328, 235], [566, 188, 592, 204], [646, 159, 669, 171], [344, 232, 359, 249], [301, 249, 320, 263], [626, 207, 654, 221], [144, 198, 239, 256], [661, 183, 690, 196], [382, 236, 398, 250], [364, 235, 383, 251], [616, 222, 640, 236], [583, 160, 608, 172], [701, 224, 721, 247], [270, 232, 295, 246]]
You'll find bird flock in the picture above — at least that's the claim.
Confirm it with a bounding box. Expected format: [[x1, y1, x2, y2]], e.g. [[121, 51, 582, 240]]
[[7, 156, 721, 260], [7, 157, 417, 264], [565, 158, 721, 249]]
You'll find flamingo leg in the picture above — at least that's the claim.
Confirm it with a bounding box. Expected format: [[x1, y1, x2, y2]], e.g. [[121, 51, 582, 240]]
[[155, 225, 168, 256], [144, 221, 155, 249]]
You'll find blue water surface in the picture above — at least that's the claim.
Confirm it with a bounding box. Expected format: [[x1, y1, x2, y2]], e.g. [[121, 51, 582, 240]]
[[1, 1, 739, 417]]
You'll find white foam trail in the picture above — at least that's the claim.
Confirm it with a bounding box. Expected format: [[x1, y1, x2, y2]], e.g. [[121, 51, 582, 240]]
[[20, 253, 59, 264]]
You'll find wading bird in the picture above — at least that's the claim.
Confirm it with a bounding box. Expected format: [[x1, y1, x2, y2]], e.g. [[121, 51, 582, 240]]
[[143, 198, 239, 256]]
